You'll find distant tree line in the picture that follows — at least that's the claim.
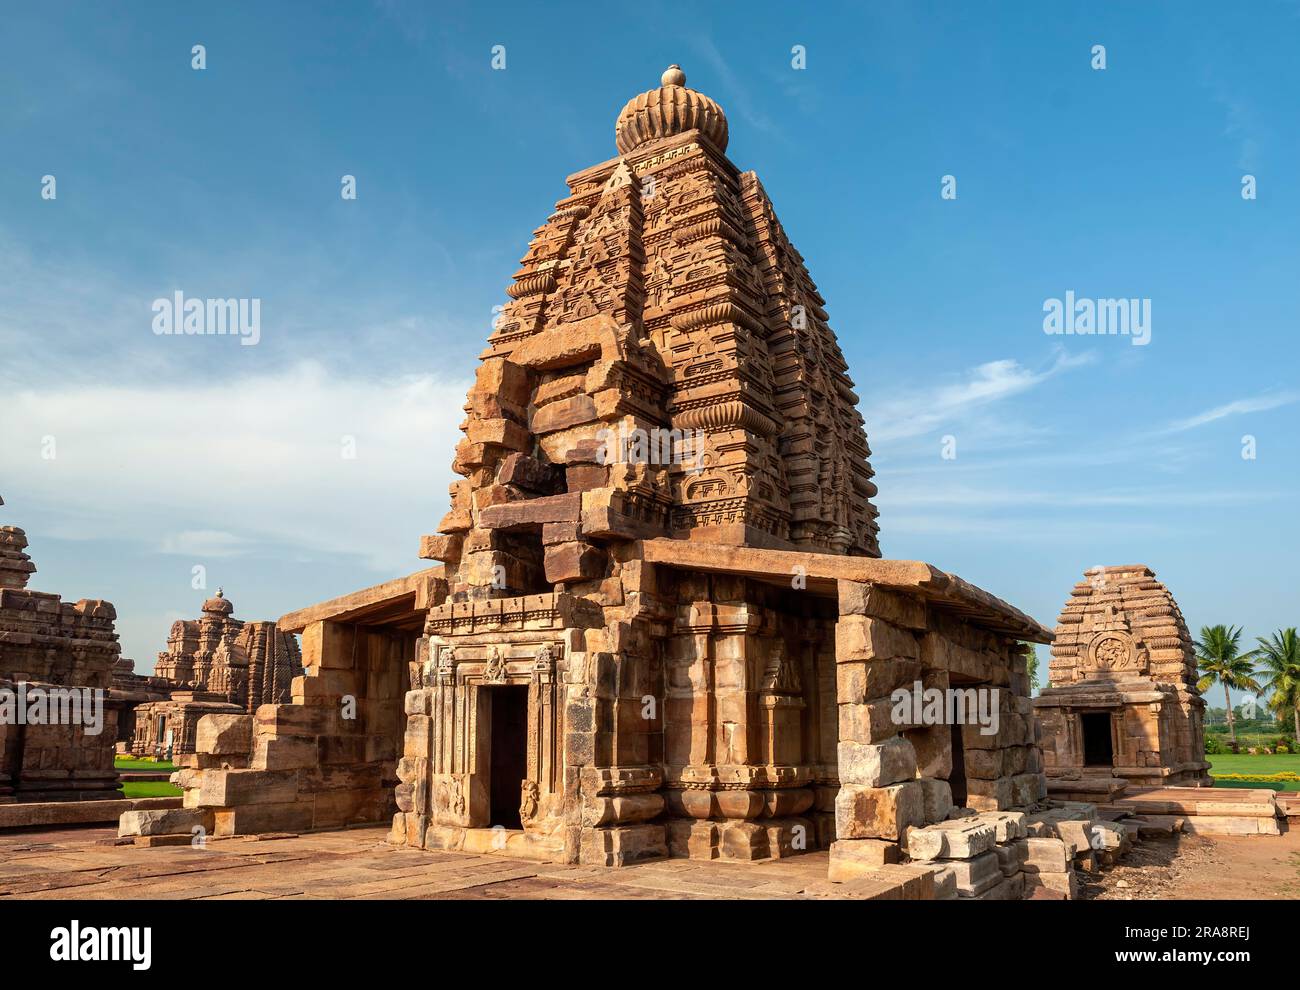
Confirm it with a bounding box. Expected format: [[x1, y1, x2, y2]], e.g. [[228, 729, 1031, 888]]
[[1196, 625, 1300, 746]]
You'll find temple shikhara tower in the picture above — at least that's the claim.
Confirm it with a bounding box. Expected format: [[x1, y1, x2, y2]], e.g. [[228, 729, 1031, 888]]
[[140, 68, 1064, 894], [1034, 565, 1211, 799], [130, 589, 302, 759], [429, 61, 881, 579]]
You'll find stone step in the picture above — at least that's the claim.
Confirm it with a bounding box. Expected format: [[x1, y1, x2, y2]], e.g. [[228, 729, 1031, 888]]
[[0, 795, 182, 829], [1180, 815, 1282, 836], [1115, 786, 1280, 818]]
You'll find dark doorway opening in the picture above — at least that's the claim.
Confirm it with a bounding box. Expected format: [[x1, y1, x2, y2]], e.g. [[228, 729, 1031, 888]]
[[488, 685, 529, 829], [1081, 712, 1114, 767], [948, 723, 968, 807]]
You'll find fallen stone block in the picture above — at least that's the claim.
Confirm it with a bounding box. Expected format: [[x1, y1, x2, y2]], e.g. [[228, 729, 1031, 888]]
[[977, 809, 1028, 842], [835, 781, 925, 840], [995, 837, 1027, 876], [828, 838, 900, 880], [906, 819, 996, 861], [195, 714, 253, 755], [1024, 867, 1080, 899], [1023, 836, 1075, 873], [119, 807, 214, 838], [944, 849, 1001, 896]]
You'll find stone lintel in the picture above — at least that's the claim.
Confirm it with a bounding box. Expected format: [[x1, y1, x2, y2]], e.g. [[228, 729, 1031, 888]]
[[277, 567, 444, 634]]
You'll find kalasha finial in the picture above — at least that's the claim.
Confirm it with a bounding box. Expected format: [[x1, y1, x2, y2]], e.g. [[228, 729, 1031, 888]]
[[201, 586, 234, 617], [616, 62, 727, 155]]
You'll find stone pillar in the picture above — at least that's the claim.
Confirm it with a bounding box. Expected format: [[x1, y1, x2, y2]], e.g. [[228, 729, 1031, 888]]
[[830, 580, 947, 879]]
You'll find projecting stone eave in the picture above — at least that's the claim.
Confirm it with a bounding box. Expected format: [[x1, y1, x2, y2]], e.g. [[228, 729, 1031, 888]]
[[277, 566, 445, 635], [563, 127, 739, 191], [635, 539, 1053, 642]]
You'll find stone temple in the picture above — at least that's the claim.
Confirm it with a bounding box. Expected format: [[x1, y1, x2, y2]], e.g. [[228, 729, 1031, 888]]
[[131, 589, 302, 759], [127, 67, 1060, 886], [0, 496, 123, 802], [1034, 565, 1211, 800]]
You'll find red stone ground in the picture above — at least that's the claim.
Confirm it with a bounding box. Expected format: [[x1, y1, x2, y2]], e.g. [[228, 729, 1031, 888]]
[[1, 823, 1296, 900]]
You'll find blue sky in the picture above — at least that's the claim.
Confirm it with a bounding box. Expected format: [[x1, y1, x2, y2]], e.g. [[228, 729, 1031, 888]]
[[1, 1, 1296, 698]]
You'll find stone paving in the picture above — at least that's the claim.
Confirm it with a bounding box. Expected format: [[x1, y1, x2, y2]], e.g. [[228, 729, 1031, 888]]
[[0, 825, 846, 900]]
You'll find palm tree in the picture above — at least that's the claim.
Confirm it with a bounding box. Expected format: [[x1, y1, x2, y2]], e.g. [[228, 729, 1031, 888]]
[[1195, 625, 1261, 744], [1254, 628, 1300, 743]]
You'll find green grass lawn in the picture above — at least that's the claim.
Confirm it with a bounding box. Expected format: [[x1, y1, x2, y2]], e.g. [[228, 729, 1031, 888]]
[[114, 757, 178, 773], [1208, 753, 1300, 791], [121, 781, 183, 799]]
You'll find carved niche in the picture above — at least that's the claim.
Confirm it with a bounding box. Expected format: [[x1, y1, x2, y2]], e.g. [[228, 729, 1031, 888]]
[[484, 646, 507, 684]]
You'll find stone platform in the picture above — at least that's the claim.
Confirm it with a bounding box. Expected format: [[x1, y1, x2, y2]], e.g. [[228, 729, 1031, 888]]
[[1106, 786, 1283, 836], [1045, 775, 1130, 802]]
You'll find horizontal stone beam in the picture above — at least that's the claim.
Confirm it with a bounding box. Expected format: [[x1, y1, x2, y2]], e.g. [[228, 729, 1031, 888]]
[[278, 567, 444, 633], [634, 540, 1051, 641]]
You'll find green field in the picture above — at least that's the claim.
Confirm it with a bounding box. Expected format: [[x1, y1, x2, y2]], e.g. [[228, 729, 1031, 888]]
[[1207, 753, 1300, 791], [114, 757, 178, 773], [121, 781, 183, 798]]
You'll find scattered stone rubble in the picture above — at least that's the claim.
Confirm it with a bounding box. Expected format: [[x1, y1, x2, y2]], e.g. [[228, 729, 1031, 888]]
[[826, 800, 1165, 900]]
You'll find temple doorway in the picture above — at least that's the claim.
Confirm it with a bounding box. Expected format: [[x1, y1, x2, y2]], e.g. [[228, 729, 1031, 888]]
[[488, 685, 529, 829], [948, 723, 968, 806], [1081, 712, 1114, 767]]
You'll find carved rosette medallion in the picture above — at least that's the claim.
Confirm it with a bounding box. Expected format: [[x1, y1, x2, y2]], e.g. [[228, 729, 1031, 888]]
[[1085, 630, 1147, 674]]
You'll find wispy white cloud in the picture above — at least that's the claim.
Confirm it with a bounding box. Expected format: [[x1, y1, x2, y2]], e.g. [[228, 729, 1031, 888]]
[[865, 350, 1095, 443], [1156, 391, 1299, 434], [0, 361, 469, 573], [884, 484, 1282, 510], [159, 530, 259, 558], [1203, 76, 1266, 173], [690, 37, 781, 139]]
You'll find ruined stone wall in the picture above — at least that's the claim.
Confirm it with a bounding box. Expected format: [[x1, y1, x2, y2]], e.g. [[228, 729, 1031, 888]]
[[0, 581, 122, 801], [0, 526, 36, 590], [830, 580, 1044, 879], [388, 562, 1045, 869], [161, 619, 414, 836]]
